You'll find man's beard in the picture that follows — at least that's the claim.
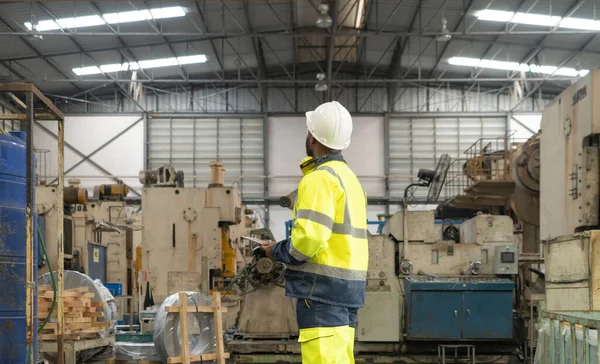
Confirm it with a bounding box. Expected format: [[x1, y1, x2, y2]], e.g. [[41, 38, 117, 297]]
[[305, 135, 313, 157]]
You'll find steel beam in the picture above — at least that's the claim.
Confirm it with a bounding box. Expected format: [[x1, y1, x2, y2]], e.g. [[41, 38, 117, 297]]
[[327, 0, 340, 101], [355, 0, 372, 72], [3, 28, 600, 37], [387, 0, 422, 109], [34, 3, 147, 112], [511, 34, 596, 111], [462, 0, 529, 82], [0, 14, 83, 92], [0, 61, 28, 81], [8, 76, 582, 84], [134, 1, 189, 80], [507, 0, 588, 81], [87, 2, 158, 85], [429, 0, 476, 76], [196, 1, 225, 79], [1, 30, 599, 66], [244, 0, 269, 111]]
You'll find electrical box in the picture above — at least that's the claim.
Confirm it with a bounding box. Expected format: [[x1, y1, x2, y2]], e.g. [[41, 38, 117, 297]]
[[493, 245, 518, 275]]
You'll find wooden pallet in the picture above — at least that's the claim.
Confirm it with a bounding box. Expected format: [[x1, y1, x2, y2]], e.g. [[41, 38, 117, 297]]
[[37, 286, 108, 341], [104, 360, 162, 364]]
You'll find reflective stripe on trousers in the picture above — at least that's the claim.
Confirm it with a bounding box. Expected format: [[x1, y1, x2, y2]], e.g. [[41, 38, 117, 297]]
[[296, 299, 357, 364]]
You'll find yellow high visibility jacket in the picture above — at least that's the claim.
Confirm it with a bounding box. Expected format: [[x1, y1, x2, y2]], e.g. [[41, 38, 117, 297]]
[[272, 154, 368, 308]]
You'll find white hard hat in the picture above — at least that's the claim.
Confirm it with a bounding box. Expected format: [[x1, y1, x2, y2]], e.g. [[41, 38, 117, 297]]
[[305, 101, 353, 150]]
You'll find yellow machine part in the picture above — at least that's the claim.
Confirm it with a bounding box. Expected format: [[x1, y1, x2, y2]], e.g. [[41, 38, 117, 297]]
[[99, 183, 130, 198], [222, 226, 236, 278]]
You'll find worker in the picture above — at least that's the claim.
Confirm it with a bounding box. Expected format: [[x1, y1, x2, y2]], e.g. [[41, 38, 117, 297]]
[[262, 101, 368, 364]]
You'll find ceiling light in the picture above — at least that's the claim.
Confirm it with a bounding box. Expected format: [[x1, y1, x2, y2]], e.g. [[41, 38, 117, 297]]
[[511, 13, 561, 27], [28, 15, 43, 40], [25, 6, 186, 32], [448, 56, 588, 77], [315, 73, 328, 92], [436, 15, 452, 42], [475, 9, 515, 22], [316, 3, 333, 28], [475, 9, 600, 31], [72, 54, 207, 76], [355, 0, 365, 28], [558, 17, 600, 31]]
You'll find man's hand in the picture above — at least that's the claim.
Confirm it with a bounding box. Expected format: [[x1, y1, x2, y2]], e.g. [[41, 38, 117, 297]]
[[261, 241, 277, 259]]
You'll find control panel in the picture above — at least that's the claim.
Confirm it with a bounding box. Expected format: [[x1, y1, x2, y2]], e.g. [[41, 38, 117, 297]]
[[493, 245, 518, 275]]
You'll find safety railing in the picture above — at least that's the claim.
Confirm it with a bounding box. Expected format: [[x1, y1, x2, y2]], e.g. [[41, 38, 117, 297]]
[[444, 131, 528, 202], [537, 310, 600, 364]]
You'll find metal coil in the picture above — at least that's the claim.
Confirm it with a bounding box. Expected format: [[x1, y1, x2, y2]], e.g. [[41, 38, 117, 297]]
[[153, 291, 216, 360]]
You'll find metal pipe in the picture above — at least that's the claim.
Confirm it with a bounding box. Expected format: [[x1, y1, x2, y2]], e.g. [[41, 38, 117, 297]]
[[4, 29, 600, 37], [57, 117, 65, 364], [24, 91, 34, 364], [12, 77, 582, 84]]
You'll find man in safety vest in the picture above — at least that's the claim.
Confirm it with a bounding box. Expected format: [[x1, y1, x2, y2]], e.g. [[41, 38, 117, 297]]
[[263, 101, 368, 364]]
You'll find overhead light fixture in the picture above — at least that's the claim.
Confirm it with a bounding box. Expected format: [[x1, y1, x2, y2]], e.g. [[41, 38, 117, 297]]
[[316, 3, 333, 28], [315, 73, 328, 92], [24, 6, 186, 32], [28, 15, 43, 40], [475, 9, 600, 31], [436, 15, 452, 42], [355, 0, 365, 28], [448, 56, 589, 77], [72, 54, 207, 76]]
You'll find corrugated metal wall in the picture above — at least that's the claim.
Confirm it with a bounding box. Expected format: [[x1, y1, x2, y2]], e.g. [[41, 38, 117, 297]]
[[388, 114, 507, 199], [147, 115, 264, 197]]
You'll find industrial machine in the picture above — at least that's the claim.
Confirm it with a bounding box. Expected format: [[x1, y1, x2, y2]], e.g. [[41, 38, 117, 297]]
[[540, 70, 600, 312], [228, 156, 520, 361], [37, 178, 140, 316], [139, 161, 244, 304], [36, 179, 90, 276]]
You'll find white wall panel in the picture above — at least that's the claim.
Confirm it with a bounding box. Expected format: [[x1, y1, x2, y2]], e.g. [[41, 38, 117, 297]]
[[510, 113, 542, 139], [268, 116, 385, 198], [33, 115, 144, 195]]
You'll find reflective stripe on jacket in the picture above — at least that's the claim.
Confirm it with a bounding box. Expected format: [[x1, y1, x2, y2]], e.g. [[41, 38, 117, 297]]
[[272, 158, 368, 308]]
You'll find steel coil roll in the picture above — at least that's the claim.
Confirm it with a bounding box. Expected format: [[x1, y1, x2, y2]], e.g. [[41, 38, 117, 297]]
[[153, 291, 216, 360]]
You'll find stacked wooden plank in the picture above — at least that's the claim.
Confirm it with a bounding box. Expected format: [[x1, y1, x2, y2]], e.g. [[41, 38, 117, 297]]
[[38, 285, 111, 341]]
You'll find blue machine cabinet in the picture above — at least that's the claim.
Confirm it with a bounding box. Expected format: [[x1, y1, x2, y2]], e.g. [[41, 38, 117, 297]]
[[404, 277, 514, 340], [87, 243, 107, 282]]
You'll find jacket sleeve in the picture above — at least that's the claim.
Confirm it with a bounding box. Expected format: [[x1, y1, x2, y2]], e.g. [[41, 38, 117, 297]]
[[288, 171, 336, 262], [271, 239, 305, 265]]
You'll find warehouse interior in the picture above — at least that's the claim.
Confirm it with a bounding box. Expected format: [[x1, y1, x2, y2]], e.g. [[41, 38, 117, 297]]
[[0, 0, 598, 363]]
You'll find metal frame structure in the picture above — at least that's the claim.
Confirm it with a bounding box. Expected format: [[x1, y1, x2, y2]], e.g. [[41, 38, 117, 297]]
[[0, 0, 596, 114], [0, 84, 66, 364]]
